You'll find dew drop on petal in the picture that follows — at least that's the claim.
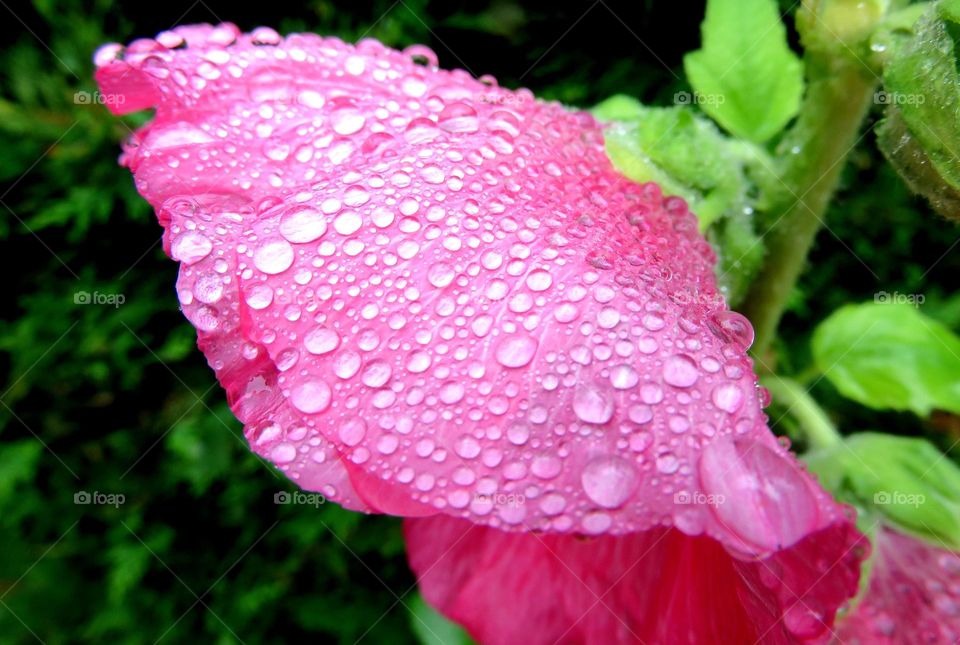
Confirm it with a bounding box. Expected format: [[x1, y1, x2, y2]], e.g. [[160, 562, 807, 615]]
[[495, 335, 538, 368], [573, 384, 615, 424], [289, 379, 331, 414], [581, 456, 637, 509], [662, 354, 699, 388], [253, 239, 294, 274]]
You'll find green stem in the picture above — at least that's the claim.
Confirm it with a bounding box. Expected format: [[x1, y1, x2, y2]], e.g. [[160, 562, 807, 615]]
[[762, 376, 841, 450], [740, 19, 883, 360]]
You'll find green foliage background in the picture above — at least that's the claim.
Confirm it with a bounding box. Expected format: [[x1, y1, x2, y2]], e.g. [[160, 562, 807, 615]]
[[0, 0, 957, 643]]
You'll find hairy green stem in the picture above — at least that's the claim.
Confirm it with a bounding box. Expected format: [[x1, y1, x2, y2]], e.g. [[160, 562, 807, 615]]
[[741, 23, 883, 360], [762, 376, 841, 450]]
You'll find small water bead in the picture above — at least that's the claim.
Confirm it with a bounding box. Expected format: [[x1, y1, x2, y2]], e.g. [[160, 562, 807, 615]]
[[171, 231, 213, 264], [609, 364, 639, 390], [554, 303, 580, 323], [495, 335, 538, 368], [438, 102, 479, 133], [253, 239, 294, 274], [270, 442, 297, 464], [710, 311, 755, 349], [328, 349, 360, 379], [289, 379, 331, 414], [662, 354, 699, 388], [280, 208, 327, 244], [361, 361, 392, 387], [597, 307, 621, 329], [573, 384, 615, 425], [303, 327, 340, 355], [711, 383, 744, 413], [440, 382, 465, 404], [427, 263, 455, 288], [526, 270, 553, 292], [338, 419, 367, 446], [454, 435, 481, 459], [193, 273, 223, 303], [333, 211, 363, 236], [581, 456, 637, 509], [331, 109, 366, 135], [581, 511, 613, 535], [656, 452, 680, 474], [406, 350, 432, 373], [531, 455, 562, 480]]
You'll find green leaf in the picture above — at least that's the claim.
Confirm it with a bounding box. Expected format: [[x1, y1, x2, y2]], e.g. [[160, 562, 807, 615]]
[[877, 0, 960, 220], [812, 302, 960, 415], [592, 95, 769, 304], [683, 0, 804, 143], [409, 593, 475, 645], [806, 433, 960, 548]]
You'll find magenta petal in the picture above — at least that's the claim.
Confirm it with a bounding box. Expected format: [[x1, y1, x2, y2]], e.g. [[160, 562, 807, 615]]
[[405, 514, 867, 644], [837, 527, 960, 644], [98, 23, 860, 551]]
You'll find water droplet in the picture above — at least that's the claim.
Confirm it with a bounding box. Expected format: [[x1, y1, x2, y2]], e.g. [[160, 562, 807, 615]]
[[662, 354, 698, 388], [280, 208, 327, 243], [609, 364, 639, 389], [361, 360, 392, 388], [338, 419, 367, 446], [428, 263, 455, 288], [573, 384, 615, 424], [303, 327, 340, 355], [171, 232, 213, 264], [253, 239, 294, 274], [712, 383, 743, 413], [495, 335, 538, 368], [290, 379, 331, 414], [581, 455, 637, 509]]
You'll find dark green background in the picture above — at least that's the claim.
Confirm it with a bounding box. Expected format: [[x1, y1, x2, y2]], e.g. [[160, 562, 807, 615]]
[[1, 0, 957, 643]]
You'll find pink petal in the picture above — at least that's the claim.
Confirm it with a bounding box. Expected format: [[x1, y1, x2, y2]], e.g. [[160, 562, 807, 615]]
[[405, 514, 867, 644], [98, 24, 854, 552], [836, 527, 960, 643]]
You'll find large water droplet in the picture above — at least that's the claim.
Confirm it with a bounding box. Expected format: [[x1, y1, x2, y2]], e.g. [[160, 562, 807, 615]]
[[573, 384, 615, 424], [303, 327, 340, 355], [495, 335, 538, 368], [290, 379, 331, 414], [581, 455, 637, 509], [662, 354, 699, 388], [253, 239, 294, 274]]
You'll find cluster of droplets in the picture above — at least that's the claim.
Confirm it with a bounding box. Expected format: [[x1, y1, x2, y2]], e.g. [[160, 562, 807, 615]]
[[101, 23, 819, 542]]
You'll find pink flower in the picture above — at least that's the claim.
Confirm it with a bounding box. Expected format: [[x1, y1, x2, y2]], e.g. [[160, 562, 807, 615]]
[[836, 527, 960, 644], [96, 23, 867, 642]]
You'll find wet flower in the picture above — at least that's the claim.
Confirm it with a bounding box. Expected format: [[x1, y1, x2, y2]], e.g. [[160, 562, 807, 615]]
[[96, 23, 867, 643], [836, 527, 960, 644]]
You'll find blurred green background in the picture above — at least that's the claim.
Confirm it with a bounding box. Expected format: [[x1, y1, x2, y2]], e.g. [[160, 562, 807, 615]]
[[1, 0, 958, 643]]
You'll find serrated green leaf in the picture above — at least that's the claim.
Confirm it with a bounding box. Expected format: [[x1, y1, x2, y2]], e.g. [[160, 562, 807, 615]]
[[812, 302, 960, 415], [806, 433, 960, 548], [592, 95, 768, 304], [683, 0, 804, 143], [877, 0, 960, 220]]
